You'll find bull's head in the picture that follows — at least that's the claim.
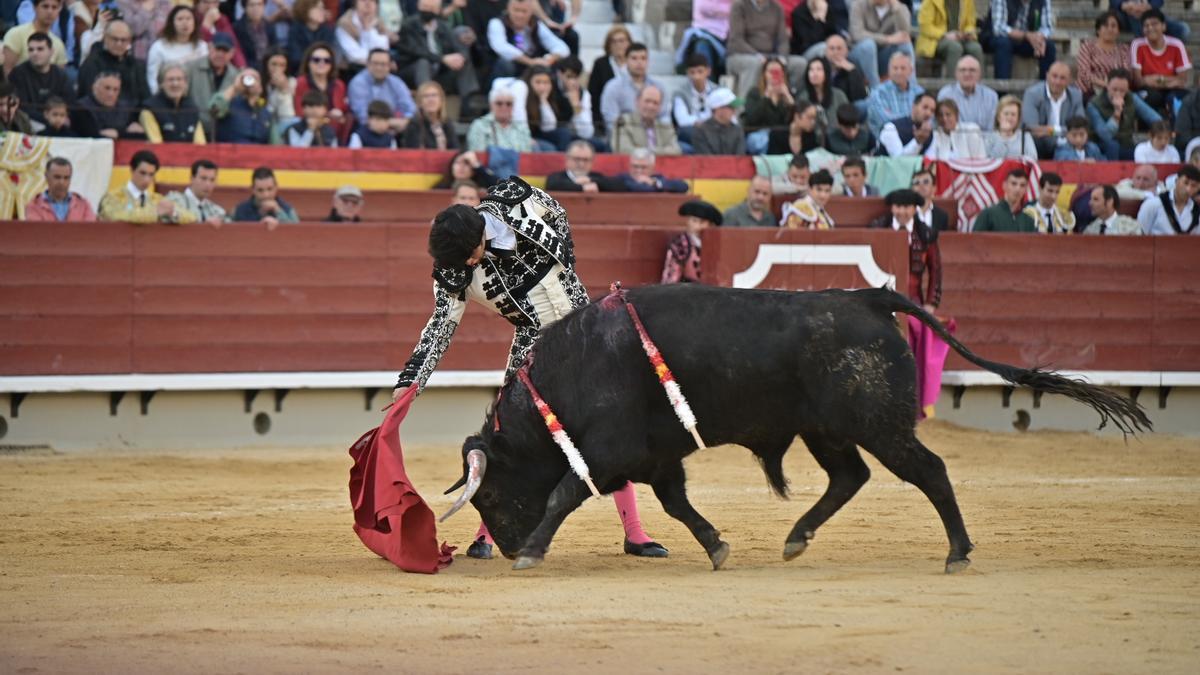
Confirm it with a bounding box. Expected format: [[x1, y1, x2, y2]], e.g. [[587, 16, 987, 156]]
[[441, 433, 563, 559]]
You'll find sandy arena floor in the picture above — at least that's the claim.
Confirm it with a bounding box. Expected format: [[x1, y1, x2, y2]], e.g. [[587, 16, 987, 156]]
[[1, 421, 1198, 674]]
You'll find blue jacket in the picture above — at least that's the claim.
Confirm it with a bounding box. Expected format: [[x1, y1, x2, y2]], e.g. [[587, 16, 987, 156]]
[[1053, 142, 1104, 161], [216, 96, 273, 145]]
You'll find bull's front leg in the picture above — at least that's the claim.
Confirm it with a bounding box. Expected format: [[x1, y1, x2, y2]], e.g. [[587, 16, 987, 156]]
[[651, 463, 729, 570], [512, 471, 593, 571]]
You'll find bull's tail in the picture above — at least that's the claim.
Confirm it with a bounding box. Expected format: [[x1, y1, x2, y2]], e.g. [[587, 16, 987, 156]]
[[864, 288, 1153, 436]]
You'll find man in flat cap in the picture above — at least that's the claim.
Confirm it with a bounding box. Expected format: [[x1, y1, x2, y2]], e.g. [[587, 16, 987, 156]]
[[391, 176, 666, 561], [663, 199, 722, 283]]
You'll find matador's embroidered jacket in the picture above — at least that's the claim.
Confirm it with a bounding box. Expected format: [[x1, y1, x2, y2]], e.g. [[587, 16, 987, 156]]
[[395, 177, 589, 392]]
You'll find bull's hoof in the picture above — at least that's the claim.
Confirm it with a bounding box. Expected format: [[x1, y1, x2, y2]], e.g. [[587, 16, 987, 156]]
[[708, 542, 730, 571], [945, 557, 971, 574], [782, 538, 809, 561], [624, 539, 669, 558], [512, 555, 543, 571]]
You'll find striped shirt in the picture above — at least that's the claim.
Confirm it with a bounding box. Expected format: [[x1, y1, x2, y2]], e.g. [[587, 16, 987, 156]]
[[990, 0, 1054, 38]]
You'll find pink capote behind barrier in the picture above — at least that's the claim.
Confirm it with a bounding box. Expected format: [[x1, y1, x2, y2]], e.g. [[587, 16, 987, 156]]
[[908, 315, 957, 420], [348, 388, 455, 573]]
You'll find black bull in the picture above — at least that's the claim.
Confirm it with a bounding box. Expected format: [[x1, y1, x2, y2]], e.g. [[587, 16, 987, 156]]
[[444, 285, 1151, 573]]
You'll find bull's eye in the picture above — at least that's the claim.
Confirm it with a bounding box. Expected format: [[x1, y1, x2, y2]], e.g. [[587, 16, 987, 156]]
[[477, 489, 497, 505]]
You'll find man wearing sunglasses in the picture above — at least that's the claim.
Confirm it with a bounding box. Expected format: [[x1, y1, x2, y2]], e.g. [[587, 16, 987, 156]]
[[391, 176, 667, 562]]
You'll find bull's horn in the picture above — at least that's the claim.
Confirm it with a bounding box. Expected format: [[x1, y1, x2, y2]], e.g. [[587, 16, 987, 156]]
[[438, 449, 486, 522], [443, 475, 467, 496]]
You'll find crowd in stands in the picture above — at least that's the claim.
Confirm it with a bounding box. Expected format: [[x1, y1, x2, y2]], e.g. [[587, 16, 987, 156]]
[[4, 0, 1198, 235]]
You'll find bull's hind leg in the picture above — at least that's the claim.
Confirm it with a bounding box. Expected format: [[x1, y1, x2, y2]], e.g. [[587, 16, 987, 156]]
[[784, 434, 871, 561], [861, 433, 974, 574], [512, 472, 594, 571], [651, 462, 729, 570]]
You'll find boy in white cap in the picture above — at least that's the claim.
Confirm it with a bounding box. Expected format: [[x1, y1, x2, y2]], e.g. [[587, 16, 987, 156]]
[[692, 86, 746, 155]]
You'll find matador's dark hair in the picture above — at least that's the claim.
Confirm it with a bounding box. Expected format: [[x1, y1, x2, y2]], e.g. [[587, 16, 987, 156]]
[[429, 205, 486, 270]]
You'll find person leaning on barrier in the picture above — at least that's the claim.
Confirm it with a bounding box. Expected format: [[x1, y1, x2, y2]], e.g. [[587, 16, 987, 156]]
[[25, 157, 97, 222], [616, 148, 688, 193], [232, 166, 299, 229], [99, 149, 197, 225], [166, 158, 227, 227], [326, 185, 364, 223]]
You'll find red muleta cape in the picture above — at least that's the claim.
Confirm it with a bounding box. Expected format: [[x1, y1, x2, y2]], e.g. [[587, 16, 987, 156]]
[[348, 388, 455, 573]]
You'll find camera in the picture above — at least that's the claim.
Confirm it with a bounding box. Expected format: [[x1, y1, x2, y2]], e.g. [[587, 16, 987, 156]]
[[100, 0, 123, 21], [242, 74, 256, 87]]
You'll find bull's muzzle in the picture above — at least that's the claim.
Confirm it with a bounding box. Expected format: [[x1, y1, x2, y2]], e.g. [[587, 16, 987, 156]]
[[439, 448, 487, 522]]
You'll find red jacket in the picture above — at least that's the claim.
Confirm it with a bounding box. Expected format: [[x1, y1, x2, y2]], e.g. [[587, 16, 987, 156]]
[[24, 192, 98, 222]]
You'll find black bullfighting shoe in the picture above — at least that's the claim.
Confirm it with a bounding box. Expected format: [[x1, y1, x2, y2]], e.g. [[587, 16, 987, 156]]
[[466, 536, 493, 559], [623, 539, 669, 558]]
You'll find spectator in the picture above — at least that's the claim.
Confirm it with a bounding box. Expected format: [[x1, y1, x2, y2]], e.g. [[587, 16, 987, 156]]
[[972, 168, 1036, 232], [782, 169, 836, 228], [790, 0, 838, 61], [433, 149, 499, 189], [25, 157, 96, 221], [1137, 165, 1200, 235], [120, 0, 172, 62], [214, 67, 272, 143], [193, 0, 245, 68], [326, 184, 364, 222], [73, 1, 114, 62], [464, 0, 507, 66], [869, 189, 941, 317], [1130, 9, 1191, 115], [842, 155, 878, 197], [724, 174, 776, 227], [396, 0, 477, 98], [986, 0, 1056, 79], [797, 57, 849, 133], [188, 32, 241, 139], [1176, 89, 1200, 156], [99, 149, 194, 224], [525, 63, 591, 151], [38, 96, 74, 135], [233, 166, 299, 227], [351, 99, 399, 148], [77, 20, 150, 107], [545, 138, 623, 192], [849, 0, 913, 88], [533, 0, 580, 58], [377, 0, 403, 44], [826, 103, 874, 155], [1083, 184, 1139, 234], [911, 167, 951, 231], [486, 0, 568, 79], [348, 48, 414, 134], [8, 31, 73, 125], [146, 6, 208, 94], [917, 0, 982, 77], [3, 0, 67, 75], [1116, 163, 1165, 202], [866, 51, 924, 136], [1166, 144, 1200, 192], [987, 95, 1038, 159], [599, 42, 667, 129], [767, 100, 821, 155], [1133, 120, 1180, 163], [1023, 172, 1074, 233], [70, 71, 143, 137], [936, 55, 997, 131], [1053, 115, 1104, 160], [741, 56, 794, 153], [877, 92, 936, 157], [235, 0, 279, 71], [287, 0, 335, 70], [587, 25, 631, 136], [287, 89, 337, 146], [672, 52, 717, 146], [662, 199, 721, 284], [294, 42, 349, 138], [617, 148, 688, 193], [165, 158, 226, 226], [1087, 67, 1162, 160], [451, 179, 482, 207], [14, 0, 77, 67], [824, 34, 868, 109], [926, 98, 986, 159], [142, 63, 204, 143], [1110, 0, 1190, 41], [1021, 61, 1087, 159], [610, 84, 681, 156], [466, 85, 533, 151], [770, 152, 811, 195], [553, 56, 601, 150], [726, 0, 805, 98], [336, 0, 389, 70], [692, 87, 745, 156], [263, 46, 296, 133], [687, 0, 731, 78], [402, 82, 458, 149], [1076, 11, 1131, 98]]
